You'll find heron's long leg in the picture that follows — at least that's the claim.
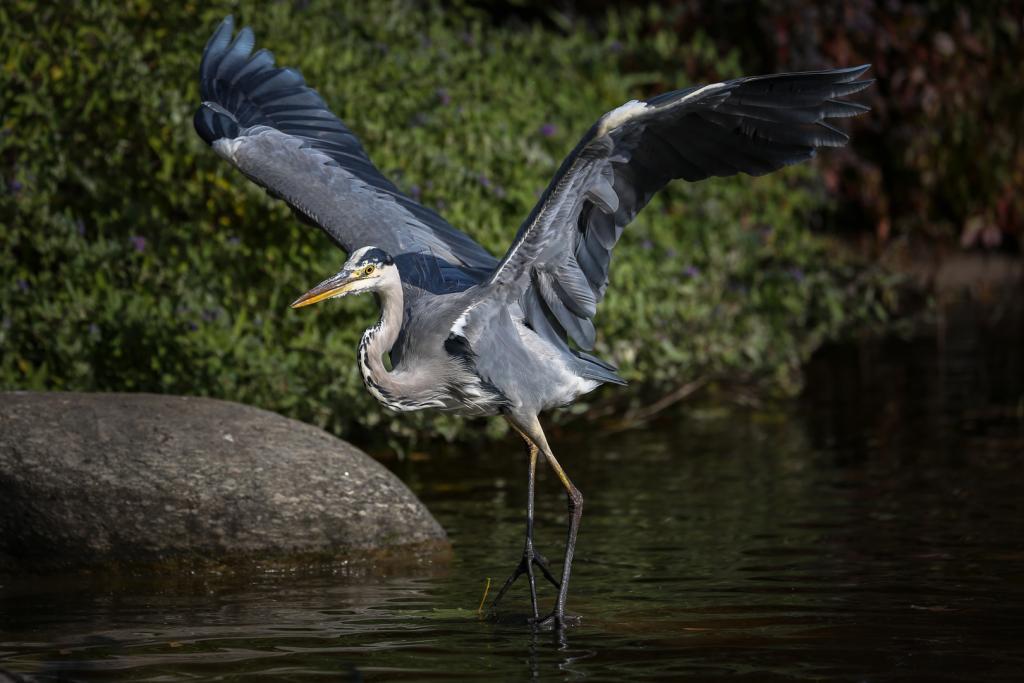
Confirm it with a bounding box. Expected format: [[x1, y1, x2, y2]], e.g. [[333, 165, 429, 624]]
[[490, 424, 559, 618], [539, 448, 582, 628], [490, 442, 539, 617], [511, 425, 561, 590], [515, 415, 583, 630]]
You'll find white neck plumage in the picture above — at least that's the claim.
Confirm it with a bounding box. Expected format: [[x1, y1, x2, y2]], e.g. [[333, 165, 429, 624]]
[[356, 273, 406, 409]]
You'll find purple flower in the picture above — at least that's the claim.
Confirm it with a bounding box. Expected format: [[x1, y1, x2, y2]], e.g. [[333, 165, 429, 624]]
[[477, 173, 491, 188], [129, 235, 147, 253], [540, 123, 557, 138], [227, 236, 241, 246], [493, 185, 507, 199], [609, 40, 623, 53], [410, 185, 421, 200], [436, 88, 450, 106], [76, 219, 86, 236], [683, 265, 701, 278], [8, 179, 22, 194], [788, 267, 805, 282], [461, 31, 474, 46], [202, 308, 219, 323], [981, 225, 1002, 249], [16, 279, 29, 292], [410, 112, 429, 127], [640, 239, 654, 250], [665, 247, 678, 259], [88, 323, 100, 337], [435, 199, 446, 211], [187, 322, 199, 332], [1, 316, 10, 330]]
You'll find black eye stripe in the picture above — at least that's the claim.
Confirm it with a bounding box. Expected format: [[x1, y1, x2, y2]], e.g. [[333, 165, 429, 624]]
[[359, 247, 393, 267]]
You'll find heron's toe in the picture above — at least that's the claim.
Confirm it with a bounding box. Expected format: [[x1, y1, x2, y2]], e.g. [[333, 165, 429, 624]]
[[531, 611, 581, 630], [530, 551, 561, 589]]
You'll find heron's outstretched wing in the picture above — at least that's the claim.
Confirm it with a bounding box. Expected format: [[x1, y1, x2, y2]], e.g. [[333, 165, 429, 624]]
[[193, 16, 497, 294], [483, 66, 872, 350]]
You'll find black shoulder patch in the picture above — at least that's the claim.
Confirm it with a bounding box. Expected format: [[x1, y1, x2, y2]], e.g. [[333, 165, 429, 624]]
[[444, 333, 474, 359]]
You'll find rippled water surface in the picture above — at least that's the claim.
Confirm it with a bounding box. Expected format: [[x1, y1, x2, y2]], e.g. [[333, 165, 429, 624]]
[[2, 319, 1023, 681]]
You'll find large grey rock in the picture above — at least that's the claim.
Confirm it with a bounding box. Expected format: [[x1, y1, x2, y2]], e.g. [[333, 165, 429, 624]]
[[0, 392, 447, 572]]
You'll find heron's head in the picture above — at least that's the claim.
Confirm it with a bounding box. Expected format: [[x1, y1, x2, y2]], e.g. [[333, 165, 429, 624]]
[[290, 246, 397, 309]]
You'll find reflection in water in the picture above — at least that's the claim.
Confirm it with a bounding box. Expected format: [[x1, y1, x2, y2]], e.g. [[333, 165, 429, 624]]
[[2, 317, 1022, 680]]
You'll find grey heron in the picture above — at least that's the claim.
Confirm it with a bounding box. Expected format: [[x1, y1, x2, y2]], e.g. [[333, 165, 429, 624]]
[[194, 16, 872, 628]]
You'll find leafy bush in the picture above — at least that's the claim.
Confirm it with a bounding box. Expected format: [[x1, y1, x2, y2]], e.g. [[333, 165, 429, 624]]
[[0, 1, 895, 447]]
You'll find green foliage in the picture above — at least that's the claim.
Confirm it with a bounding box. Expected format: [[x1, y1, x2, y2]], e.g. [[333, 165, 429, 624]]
[[0, 1, 896, 447]]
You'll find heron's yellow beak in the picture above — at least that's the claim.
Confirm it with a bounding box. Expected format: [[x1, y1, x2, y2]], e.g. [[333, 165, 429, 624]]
[[290, 273, 357, 308]]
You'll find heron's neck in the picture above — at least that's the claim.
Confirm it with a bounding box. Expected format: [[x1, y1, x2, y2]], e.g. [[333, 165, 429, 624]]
[[357, 280, 406, 407]]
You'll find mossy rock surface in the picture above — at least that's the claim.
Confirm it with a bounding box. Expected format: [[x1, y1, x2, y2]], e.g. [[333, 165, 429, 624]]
[[0, 391, 447, 574]]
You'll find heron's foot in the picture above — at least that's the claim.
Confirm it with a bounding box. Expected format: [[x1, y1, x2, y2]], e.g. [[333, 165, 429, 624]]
[[488, 549, 560, 613], [526, 549, 560, 589], [531, 611, 582, 630]]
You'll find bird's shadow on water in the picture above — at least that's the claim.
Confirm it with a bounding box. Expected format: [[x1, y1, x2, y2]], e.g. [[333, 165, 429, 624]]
[[477, 611, 600, 677]]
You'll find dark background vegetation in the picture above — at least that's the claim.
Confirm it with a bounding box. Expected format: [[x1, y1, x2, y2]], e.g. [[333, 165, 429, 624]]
[[498, 0, 1024, 252], [2, 1, 1020, 447]]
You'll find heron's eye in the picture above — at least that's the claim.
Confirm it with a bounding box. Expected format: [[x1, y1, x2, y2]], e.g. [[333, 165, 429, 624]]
[[364, 264, 376, 276]]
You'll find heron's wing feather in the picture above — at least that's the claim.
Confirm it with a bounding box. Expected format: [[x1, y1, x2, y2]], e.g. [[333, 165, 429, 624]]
[[193, 17, 497, 293], [482, 66, 872, 350]]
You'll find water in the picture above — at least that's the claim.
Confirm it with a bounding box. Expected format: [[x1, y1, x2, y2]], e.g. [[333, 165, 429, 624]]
[[2, 318, 1022, 681]]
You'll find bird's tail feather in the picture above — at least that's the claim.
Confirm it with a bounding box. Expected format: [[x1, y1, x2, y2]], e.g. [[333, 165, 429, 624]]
[[575, 351, 627, 386]]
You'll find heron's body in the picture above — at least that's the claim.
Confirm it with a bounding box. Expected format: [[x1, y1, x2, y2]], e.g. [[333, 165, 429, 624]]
[[313, 267, 603, 418], [195, 16, 872, 628]]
